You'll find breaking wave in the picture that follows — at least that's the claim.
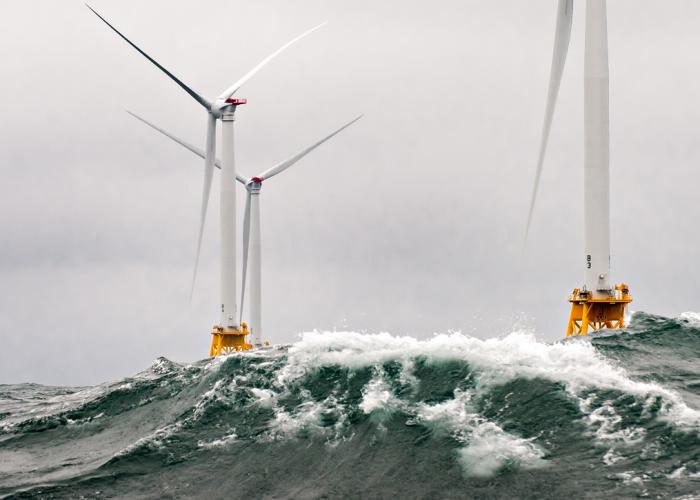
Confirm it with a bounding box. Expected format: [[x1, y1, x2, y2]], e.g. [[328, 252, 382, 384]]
[[1, 311, 699, 498]]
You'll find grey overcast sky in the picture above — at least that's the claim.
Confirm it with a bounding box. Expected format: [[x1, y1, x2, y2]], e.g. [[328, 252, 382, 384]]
[[1, 1, 698, 385]]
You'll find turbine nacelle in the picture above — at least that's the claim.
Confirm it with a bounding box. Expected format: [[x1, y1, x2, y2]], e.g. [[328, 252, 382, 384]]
[[246, 178, 263, 195], [211, 98, 248, 115]]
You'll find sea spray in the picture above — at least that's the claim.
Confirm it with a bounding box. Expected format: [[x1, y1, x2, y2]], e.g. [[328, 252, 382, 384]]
[[1, 311, 699, 499]]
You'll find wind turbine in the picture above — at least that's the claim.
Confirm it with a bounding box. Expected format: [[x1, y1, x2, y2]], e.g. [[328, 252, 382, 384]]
[[88, 5, 325, 352], [525, 0, 632, 336], [127, 112, 363, 347]]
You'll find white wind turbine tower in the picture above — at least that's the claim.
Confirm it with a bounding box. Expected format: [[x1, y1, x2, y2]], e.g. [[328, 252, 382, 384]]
[[525, 0, 632, 336], [88, 5, 325, 352], [127, 112, 363, 347]]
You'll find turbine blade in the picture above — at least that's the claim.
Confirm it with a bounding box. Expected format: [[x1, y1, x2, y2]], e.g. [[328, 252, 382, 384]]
[[86, 4, 211, 110], [189, 114, 217, 302], [239, 189, 252, 324], [258, 115, 362, 181], [216, 22, 327, 104], [126, 111, 249, 184], [524, 0, 573, 242], [128, 111, 207, 160]]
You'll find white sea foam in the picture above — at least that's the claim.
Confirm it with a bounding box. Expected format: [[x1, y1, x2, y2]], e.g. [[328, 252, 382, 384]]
[[679, 311, 700, 327], [581, 398, 646, 445], [414, 389, 475, 436], [360, 370, 401, 418], [602, 448, 624, 465], [667, 466, 700, 481], [611, 471, 647, 485], [250, 388, 276, 408], [577, 396, 648, 466], [266, 390, 347, 443], [457, 422, 547, 478], [414, 389, 546, 477], [669, 466, 687, 479], [283, 330, 700, 430], [198, 432, 237, 449]]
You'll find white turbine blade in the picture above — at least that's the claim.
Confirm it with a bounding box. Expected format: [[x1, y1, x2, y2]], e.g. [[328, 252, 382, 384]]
[[524, 0, 573, 242], [189, 114, 217, 302], [126, 111, 249, 184], [258, 115, 362, 181], [86, 4, 211, 110], [239, 189, 252, 323], [216, 22, 327, 105], [128, 111, 207, 160]]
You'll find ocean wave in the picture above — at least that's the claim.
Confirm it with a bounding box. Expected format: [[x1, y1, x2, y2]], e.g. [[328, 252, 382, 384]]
[[284, 329, 700, 431], [2, 312, 700, 498]]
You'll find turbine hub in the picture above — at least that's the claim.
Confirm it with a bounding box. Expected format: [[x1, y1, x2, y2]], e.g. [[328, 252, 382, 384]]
[[251, 177, 263, 184]]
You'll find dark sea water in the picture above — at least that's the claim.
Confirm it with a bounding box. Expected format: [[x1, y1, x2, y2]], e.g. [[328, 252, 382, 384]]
[[1, 312, 699, 499]]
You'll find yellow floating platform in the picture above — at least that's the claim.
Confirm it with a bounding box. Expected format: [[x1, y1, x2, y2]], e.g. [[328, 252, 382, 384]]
[[566, 283, 632, 336], [209, 322, 252, 356]]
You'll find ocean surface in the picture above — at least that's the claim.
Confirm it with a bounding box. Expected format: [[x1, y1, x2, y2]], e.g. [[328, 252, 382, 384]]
[[1, 311, 699, 499]]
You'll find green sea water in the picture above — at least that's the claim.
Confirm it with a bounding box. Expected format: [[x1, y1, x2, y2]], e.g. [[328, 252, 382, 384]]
[[1, 311, 699, 499]]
